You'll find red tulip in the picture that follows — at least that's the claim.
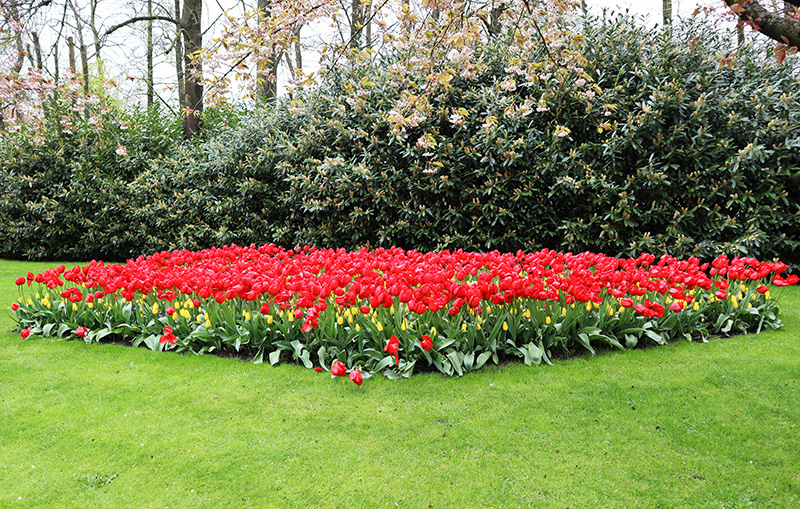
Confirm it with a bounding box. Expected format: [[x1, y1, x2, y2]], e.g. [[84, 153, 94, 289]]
[[74, 326, 88, 338], [11, 302, 19, 311], [714, 290, 727, 300], [384, 335, 400, 365], [315, 367, 324, 372], [20, 327, 32, 339], [620, 298, 634, 308], [15, 277, 25, 286], [331, 361, 347, 377], [757, 285, 768, 294], [349, 369, 363, 386], [166, 306, 176, 315], [420, 334, 433, 351], [160, 326, 176, 345], [669, 301, 684, 312]]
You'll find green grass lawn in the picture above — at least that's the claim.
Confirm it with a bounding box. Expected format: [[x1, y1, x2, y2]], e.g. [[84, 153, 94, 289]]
[[1, 260, 799, 508]]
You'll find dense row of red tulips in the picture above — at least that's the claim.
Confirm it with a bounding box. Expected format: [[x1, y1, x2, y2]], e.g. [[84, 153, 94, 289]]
[[12, 244, 797, 382], [16, 244, 796, 320]]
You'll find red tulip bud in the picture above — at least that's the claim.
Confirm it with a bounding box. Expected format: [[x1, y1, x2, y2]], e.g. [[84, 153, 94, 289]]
[[331, 361, 347, 377]]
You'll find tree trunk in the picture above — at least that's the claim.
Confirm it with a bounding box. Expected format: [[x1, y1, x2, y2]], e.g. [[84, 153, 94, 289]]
[[32, 32, 43, 69], [89, 0, 102, 64], [489, 4, 505, 36], [663, 0, 672, 25], [351, 0, 363, 49], [68, 36, 76, 72], [181, 0, 203, 138], [175, 0, 185, 110], [365, 0, 372, 48], [147, 0, 154, 108], [9, 1, 25, 74], [294, 26, 302, 71], [81, 44, 90, 95], [256, 0, 277, 104], [54, 44, 60, 81], [723, 0, 800, 48]]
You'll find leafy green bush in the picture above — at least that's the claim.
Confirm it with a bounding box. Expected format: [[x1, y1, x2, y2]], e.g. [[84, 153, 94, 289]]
[[0, 102, 181, 260], [125, 108, 286, 255], [270, 13, 799, 264], [0, 13, 797, 266]]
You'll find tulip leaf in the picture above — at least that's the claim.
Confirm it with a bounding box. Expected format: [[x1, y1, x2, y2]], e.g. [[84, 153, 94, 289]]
[[383, 369, 400, 380], [446, 350, 464, 376], [463, 351, 475, 371], [142, 334, 161, 351], [374, 355, 397, 372], [437, 338, 456, 351], [317, 346, 328, 369], [525, 342, 543, 365], [299, 350, 312, 368], [252, 348, 264, 364], [577, 333, 596, 355], [268, 350, 281, 365], [644, 330, 666, 345], [475, 351, 493, 369]]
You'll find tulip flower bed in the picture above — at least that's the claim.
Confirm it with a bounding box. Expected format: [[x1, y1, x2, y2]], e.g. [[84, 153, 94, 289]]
[[11, 245, 798, 383]]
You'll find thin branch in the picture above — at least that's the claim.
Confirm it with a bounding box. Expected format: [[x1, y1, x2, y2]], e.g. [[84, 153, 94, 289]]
[[105, 15, 180, 37]]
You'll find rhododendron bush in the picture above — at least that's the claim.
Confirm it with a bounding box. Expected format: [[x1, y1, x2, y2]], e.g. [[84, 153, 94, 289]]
[[12, 245, 797, 382]]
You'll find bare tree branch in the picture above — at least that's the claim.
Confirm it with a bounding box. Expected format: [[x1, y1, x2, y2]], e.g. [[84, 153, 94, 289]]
[[105, 15, 180, 37]]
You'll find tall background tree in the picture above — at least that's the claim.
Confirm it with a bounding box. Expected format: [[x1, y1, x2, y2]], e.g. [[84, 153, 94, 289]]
[[724, 0, 800, 51]]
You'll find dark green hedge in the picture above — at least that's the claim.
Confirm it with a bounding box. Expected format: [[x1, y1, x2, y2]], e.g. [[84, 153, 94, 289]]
[[0, 13, 798, 265]]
